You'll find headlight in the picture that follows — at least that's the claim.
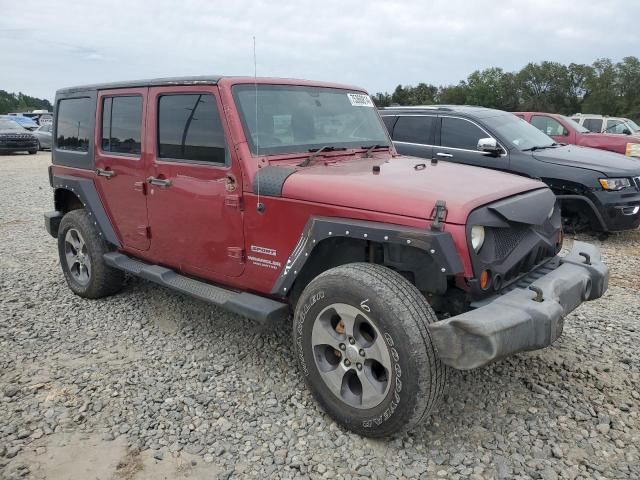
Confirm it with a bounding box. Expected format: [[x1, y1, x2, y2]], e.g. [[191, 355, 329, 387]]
[[547, 204, 555, 219], [599, 178, 631, 191], [626, 143, 640, 157], [471, 225, 485, 253]]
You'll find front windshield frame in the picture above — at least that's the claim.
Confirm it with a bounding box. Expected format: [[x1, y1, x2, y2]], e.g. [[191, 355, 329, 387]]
[[482, 113, 556, 151], [0, 118, 26, 131], [232, 84, 391, 156]]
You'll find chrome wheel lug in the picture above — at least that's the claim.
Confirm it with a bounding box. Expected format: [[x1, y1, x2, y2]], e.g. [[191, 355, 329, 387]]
[[359, 349, 365, 357], [339, 343, 346, 351], [348, 337, 355, 345], [356, 363, 362, 371], [344, 359, 351, 367]]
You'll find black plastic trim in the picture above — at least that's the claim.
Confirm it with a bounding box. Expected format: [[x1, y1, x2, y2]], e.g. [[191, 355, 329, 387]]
[[556, 194, 608, 232], [252, 165, 297, 197], [52, 174, 120, 247], [271, 216, 464, 295]]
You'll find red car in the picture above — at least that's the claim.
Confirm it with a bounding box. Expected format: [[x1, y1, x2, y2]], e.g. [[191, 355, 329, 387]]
[[44, 76, 607, 437], [515, 112, 640, 158]]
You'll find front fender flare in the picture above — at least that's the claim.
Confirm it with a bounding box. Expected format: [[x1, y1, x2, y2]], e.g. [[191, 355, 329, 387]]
[[270, 216, 464, 295]]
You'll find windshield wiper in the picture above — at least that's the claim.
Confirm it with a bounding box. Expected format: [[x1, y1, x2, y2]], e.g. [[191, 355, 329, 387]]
[[361, 144, 390, 158], [522, 144, 557, 152], [298, 146, 346, 167]]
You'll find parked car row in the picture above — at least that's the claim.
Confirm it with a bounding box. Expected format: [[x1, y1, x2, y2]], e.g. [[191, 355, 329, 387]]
[[44, 75, 609, 438], [381, 105, 640, 233], [515, 112, 640, 158], [0, 116, 52, 152]]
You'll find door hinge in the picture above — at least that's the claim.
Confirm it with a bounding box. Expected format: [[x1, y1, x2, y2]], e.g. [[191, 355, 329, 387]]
[[224, 195, 243, 209], [137, 225, 151, 238], [227, 247, 245, 262]]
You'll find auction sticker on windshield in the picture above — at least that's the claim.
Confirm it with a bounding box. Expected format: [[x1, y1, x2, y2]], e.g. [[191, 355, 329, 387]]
[[347, 93, 375, 107]]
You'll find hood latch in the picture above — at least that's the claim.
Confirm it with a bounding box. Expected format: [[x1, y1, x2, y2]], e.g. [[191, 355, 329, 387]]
[[430, 200, 447, 231]]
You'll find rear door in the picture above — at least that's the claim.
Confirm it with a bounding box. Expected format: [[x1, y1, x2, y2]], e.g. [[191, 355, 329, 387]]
[[145, 86, 245, 279], [94, 89, 150, 251], [435, 116, 509, 171], [384, 114, 435, 159]]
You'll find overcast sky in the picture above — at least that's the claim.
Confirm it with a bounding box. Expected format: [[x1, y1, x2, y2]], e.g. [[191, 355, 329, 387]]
[[1, 0, 639, 101]]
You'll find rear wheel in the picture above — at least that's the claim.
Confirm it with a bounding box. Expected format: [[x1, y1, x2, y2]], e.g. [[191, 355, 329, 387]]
[[28, 148, 37, 154], [293, 263, 446, 437], [57, 209, 124, 298]]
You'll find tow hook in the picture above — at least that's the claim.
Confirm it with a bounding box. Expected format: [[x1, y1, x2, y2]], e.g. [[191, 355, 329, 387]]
[[529, 285, 544, 302], [579, 252, 592, 265]]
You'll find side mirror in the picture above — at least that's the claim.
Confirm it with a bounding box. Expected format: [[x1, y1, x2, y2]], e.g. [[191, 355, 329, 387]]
[[477, 137, 501, 154], [562, 128, 569, 136], [623, 128, 632, 135]]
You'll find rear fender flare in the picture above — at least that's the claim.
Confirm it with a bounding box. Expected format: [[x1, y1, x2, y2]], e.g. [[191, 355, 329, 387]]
[[271, 216, 464, 295], [52, 175, 120, 247]]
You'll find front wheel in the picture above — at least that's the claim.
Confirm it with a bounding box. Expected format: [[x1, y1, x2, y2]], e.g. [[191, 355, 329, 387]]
[[293, 263, 447, 437]]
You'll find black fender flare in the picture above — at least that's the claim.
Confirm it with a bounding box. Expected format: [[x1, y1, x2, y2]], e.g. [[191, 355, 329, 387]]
[[555, 194, 608, 232], [270, 216, 464, 295], [52, 174, 121, 247]]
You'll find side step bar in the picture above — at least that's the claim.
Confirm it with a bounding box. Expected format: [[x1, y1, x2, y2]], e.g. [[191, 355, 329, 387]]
[[103, 252, 289, 324]]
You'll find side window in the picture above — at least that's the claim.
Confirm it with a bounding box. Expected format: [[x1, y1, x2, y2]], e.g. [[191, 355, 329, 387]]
[[606, 120, 626, 134], [158, 93, 227, 163], [393, 116, 434, 144], [531, 115, 566, 136], [440, 117, 487, 150], [101, 96, 142, 155], [381, 116, 397, 135], [56, 98, 92, 151], [583, 118, 603, 132]]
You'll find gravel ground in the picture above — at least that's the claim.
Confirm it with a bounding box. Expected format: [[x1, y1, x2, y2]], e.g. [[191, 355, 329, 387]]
[[1, 152, 639, 480]]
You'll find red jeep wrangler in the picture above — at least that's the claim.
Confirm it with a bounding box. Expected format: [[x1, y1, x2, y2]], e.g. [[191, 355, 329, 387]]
[[45, 76, 608, 437]]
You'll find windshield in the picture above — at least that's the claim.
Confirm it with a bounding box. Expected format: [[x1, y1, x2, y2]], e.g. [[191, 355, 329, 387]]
[[561, 115, 589, 133], [0, 118, 25, 131], [483, 114, 555, 151], [233, 84, 390, 155]]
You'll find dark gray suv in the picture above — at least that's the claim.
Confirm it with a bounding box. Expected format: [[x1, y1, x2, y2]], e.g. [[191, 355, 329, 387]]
[[381, 106, 640, 232]]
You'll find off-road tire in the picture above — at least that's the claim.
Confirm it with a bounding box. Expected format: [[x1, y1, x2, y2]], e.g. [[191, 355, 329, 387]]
[[57, 209, 124, 298], [293, 263, 447, 437]]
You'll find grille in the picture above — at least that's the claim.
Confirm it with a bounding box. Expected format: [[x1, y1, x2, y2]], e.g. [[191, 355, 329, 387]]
[[493, 225, 530, 259], [634, 176, 640, 190], [1, 134, 34, 140]]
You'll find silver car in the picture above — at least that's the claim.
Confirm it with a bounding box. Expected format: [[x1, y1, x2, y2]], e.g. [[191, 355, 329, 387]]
[[33, 123, 53, 150]]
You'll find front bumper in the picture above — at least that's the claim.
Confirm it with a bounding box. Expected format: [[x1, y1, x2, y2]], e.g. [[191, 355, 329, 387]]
[[429, 241, 608, 370], [592, 189, 640, 232]]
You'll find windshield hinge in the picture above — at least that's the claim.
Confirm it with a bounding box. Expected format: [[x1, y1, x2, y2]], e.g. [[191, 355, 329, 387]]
[[430, 200, 447, 231]]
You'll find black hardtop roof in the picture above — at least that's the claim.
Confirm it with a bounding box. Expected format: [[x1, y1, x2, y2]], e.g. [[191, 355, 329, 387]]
[[56, 75, 224, 95], [380, 105, 508, 118]]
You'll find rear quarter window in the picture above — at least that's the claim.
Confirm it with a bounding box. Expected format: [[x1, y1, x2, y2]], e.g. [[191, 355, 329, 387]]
[[56, 97, 92, 152]]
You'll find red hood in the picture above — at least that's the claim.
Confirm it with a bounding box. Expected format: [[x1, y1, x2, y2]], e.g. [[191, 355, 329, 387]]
[[578, 131, 640, 145], [280, 154, 547, 224]]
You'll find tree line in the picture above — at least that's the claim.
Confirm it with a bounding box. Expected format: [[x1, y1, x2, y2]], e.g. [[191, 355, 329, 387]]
[[0, 91, 53, 115], [373, 57, 640, 121]]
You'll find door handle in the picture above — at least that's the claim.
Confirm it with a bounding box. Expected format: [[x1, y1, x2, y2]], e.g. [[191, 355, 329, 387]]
[[436, 152, 453, 158], [96, 168, 115, 178], [146, 176, 172, 187]]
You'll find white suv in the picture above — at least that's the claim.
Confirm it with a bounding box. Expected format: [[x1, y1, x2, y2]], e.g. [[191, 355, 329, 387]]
[[572, 114, 640, 137]]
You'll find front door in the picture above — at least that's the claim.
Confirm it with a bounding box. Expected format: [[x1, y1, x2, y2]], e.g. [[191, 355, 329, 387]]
[[94, 89, 150, 250], [435, 115, 509, 172], [530, 114, 575, 144], [145, 86, 245, 279]]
